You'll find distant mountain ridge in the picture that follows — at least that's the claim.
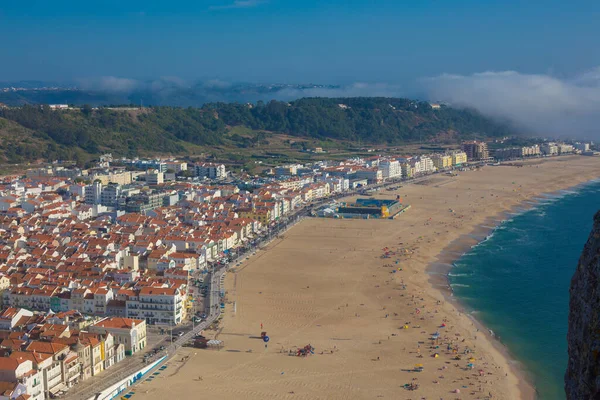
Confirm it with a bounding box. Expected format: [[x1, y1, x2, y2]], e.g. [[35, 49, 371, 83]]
[[0, 97, 516, 164]]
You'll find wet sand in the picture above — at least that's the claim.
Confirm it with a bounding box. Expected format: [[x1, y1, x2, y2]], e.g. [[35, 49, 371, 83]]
[[138, 156, 600, 400]]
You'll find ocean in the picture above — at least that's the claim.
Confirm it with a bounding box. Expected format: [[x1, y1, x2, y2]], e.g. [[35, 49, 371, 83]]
[[449, 179, 600, 400]]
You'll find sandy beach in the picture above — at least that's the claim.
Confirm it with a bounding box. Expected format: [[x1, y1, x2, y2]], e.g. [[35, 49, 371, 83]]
[[136, 156, 600, 400]]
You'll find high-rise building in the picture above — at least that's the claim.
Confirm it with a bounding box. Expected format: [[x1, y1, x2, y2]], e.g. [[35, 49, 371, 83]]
[[541, 143, 559, 155], [195, 163, 227, 179], [100, 183, 122, 207], [462, 141, 489, 161], [379, 160, 401, 180], [574, 143, 590, 152], [85, 181, 103, 205], [431, 154, 452, 170], [145, 171, 164, 185]]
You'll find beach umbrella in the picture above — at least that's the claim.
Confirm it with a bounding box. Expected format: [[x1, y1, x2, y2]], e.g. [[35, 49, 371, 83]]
[[454, 389, 461, 394]]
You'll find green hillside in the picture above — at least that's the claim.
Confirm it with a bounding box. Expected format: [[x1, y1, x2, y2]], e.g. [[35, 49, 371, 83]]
[[0, 98, 515, 165]]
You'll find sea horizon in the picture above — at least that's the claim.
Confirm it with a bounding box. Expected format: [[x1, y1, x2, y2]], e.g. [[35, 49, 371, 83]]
[[448, 178, 600, 400]]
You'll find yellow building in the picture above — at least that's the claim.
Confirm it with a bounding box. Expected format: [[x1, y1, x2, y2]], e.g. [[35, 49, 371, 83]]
[[90, 171, 136, 185], [451, 151, 468, 166], [400, 163, 413, 178], [240, 209, 272, 225], [432, 155, 452, 169], [0, 276, 10, 307]]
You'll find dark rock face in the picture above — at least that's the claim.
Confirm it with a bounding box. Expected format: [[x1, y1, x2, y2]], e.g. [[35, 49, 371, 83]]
[[566, 211, 600, 400]]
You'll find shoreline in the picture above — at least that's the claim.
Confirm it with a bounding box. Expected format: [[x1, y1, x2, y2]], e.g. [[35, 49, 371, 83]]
[[426, 177, 600, 400], [427, 210, 537, 400]]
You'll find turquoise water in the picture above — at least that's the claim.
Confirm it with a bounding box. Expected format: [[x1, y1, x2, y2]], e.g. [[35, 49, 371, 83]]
[[449, 180, 600, 400]]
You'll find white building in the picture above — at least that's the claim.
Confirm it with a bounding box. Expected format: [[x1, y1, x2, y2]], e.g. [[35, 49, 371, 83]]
[[88, 317, 147, 356], [131, 287, 184, 326], [100, 183, 121, 207], [196, 163, 227, 179], [69, 184, 87, 199], [275, 164, 300, 177], [324, 177, 349, 193], [0, 358, 44, 400], [379, 160, 401, 180], [354, 168, 383, 184], [574, 142, 590, 152], [165, 161, 188, 173], [541, 143, 559, 155], [84, 181, 102, 205], [410, 156, 435, 175], [145, 171, 164, 185], [558, 144, 574, 154], [0, 307, 33, 330]]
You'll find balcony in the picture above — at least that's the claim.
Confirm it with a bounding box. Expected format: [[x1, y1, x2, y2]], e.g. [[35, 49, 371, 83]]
[[67, 369, 80, 381], [48, 374, 62, 386], [139, 298, 176, 305], [139, 305, 174, 311]]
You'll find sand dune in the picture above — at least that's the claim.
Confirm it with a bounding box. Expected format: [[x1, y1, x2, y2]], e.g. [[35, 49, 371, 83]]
[[138, 156, 600, 400]]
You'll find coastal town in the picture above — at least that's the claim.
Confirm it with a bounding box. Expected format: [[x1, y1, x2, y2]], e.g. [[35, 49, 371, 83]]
[[0, 138, 593, 400]]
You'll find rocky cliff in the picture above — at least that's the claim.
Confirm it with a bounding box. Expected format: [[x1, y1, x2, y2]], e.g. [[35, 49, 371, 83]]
[[566, 211, 600, 399]]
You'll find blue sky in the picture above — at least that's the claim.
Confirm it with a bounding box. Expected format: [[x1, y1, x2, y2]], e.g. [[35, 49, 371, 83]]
[[1, 0, 599, 84]]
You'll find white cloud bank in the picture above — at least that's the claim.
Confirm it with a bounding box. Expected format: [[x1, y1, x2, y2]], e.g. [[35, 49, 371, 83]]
[[272, 82, 405, 100], [423, 68, 600, 138], [72, 69, 600, 140], [77, 76, 141, 93], [76, 76, 189, 93]]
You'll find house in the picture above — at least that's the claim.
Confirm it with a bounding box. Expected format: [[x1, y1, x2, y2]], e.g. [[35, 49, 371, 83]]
[[88, 317, 147, 356], [0, 309, 33, 331], [0, 357, 44, 400], [0, 380, 29, 400], [25, 341, 69, 397]]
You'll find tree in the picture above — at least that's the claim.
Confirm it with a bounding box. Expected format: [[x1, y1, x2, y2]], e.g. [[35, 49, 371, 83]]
[[82, 104, 93, 116]]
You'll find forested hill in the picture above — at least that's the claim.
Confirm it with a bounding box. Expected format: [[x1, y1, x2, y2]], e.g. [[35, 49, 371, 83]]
[[0, 97, 515, 164], [210, 97, 512, 142]]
